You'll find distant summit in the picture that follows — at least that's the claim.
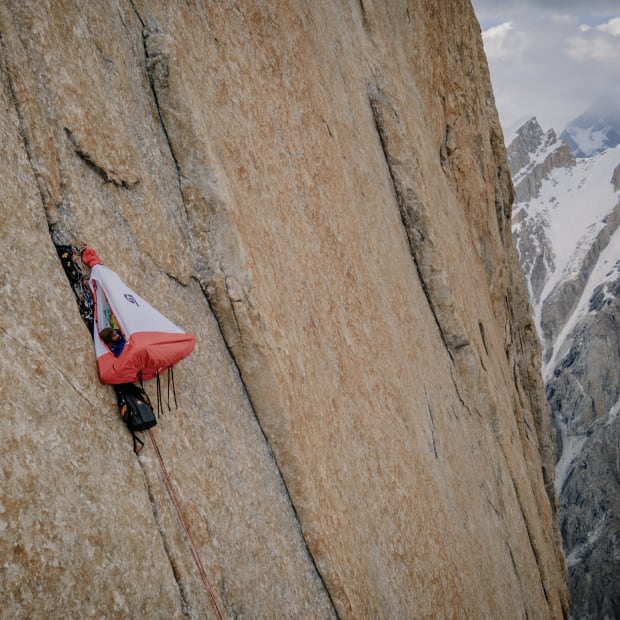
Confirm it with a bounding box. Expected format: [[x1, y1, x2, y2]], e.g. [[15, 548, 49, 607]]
[[560, 95, 620, 158], [506, 117, 574, 203]]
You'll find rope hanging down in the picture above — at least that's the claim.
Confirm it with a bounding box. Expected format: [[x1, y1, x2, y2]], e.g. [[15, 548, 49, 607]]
[[148, 430, 224, 619]]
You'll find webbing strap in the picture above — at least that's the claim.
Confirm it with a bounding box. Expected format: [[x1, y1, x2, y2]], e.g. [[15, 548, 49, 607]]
[[152, 367, 178, 416], [147, 430, 224, 619], [156, 371, 163, 416], [167, 365, 178, 409]]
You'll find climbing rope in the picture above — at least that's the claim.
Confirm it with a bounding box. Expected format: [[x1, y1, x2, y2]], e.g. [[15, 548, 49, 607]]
[[148, 430, 224, 619]]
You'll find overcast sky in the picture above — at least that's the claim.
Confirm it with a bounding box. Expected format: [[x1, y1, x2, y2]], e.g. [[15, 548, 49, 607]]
[[470, 0, 620, 136]]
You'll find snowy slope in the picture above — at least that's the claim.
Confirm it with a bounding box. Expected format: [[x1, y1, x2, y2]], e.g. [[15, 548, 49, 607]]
[[545, 199, 620, 375], [513, 143, 620, 371]]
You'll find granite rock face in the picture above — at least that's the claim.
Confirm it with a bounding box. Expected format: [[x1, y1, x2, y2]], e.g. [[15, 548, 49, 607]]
[[0, 2, 567, 618]]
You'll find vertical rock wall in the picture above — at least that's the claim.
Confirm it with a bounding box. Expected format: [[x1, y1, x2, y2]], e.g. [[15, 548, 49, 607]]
[[0, 1, 567, 618]]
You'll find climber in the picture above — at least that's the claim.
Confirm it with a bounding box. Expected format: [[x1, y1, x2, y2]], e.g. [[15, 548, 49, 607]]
[[99, 327, 126, 357]]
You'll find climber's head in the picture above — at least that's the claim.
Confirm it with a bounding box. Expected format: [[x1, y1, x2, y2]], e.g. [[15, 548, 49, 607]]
[[99, 327, 120, 344]]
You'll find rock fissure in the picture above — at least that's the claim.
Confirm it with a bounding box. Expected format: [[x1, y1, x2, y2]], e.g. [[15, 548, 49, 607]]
[[478, 321, 489, 357], [424, 388, 439, 458], [368, 95, 455, 366], [195, 280, 341, 619], [0, 31, 60, 227], [195, 281, 275, 461], [449, 365, 474, 415], [506, 542, 529, 617], [0, 31, 82, 253], [136, 24, 185, 207], [507, 467, 553, 613], [64, 127, 139, 189], [140, 458, 193, 618], [485, 492, 502, 518], [356, 0, 371, 33]]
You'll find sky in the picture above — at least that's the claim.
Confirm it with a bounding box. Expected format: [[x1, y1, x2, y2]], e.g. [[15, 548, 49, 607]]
[[470, 0, 620, 136]]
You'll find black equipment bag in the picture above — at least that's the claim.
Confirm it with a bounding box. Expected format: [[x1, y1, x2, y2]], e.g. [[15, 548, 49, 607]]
[[114, 382, 157, 434]]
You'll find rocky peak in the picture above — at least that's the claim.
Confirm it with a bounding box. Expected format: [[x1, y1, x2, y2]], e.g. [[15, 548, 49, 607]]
[[506, 117, 545, 175], [507, 118, 574, 203]]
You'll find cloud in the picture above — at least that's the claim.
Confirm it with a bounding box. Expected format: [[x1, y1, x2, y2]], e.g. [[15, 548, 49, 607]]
[[472, 2, 620, 134], [581, 16, 620, 34], [474, 1, 620, 20], [481, 22, 517, 59], [567, 16, 620, 60], [566, 34, 619, 60], [596, 16, 620, 35]]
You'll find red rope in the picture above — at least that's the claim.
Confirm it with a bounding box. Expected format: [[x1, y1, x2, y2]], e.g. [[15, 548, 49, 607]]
[[148, 430, 224, 619]]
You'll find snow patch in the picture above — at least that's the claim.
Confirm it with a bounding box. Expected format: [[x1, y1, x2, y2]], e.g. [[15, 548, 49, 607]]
[[566, 520, 606, 568], [544, 222, 620, 377], [605, 398, 620, 426], [555, 430, 586, 495]]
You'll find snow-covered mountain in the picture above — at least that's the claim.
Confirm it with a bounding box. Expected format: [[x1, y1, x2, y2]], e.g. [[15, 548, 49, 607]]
[[510, 116, 620, 619], [507, 117, 574, 204], [560, 95, 620, 158]]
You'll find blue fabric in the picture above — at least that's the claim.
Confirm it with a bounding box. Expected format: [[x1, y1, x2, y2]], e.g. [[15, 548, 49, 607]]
[[110, 330, 126, 357]]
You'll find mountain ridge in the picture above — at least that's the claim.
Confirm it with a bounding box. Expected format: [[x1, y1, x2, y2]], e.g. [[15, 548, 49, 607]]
[[510, 113, 620, 619]]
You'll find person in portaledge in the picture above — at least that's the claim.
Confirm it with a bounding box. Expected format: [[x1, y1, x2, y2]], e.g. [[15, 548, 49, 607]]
[[99, 327, 126, 357]]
